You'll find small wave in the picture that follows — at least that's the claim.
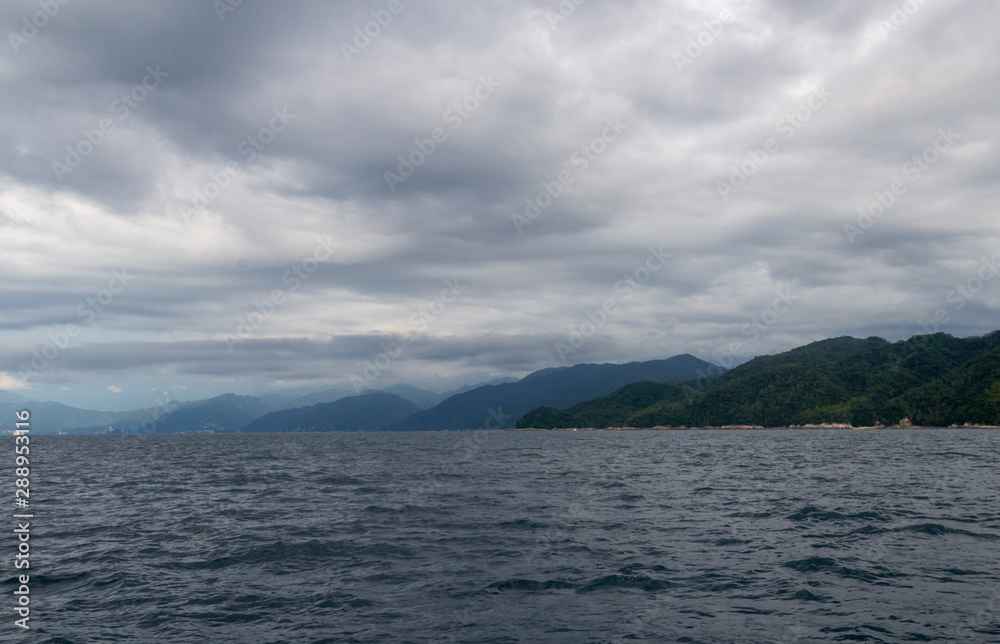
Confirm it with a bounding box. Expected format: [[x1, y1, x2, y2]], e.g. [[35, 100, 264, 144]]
[[891, 523, 999, 540], [729, 511, 774, 519], [1, 571, 88, 587], [902, 523, 957, 536], [787, 506, 891, 523], [496, 518, 549, 530], [788, 588, 829, 602], [784, 556, 902, 583], [317, 475, 364, 486], [487, 578, 575, 592], [577, 574, 676, 593], [170, 539, 416, 571]]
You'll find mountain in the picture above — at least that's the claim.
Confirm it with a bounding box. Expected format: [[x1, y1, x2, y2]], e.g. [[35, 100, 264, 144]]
[[377, 380, 517, 408], [66, 394, 272, 434], [385, 354, 720, 430], [518, 332, 1000, 428], [382, 378, 521, 408], [516, 381, 689, 429], [0, 389, 30, 404], [1, 400, 145, 434], [149, 394, 272, 433], [381, 384, 449, 409], [278, 378, 522, 412], [256, 393, 293, 410], [280, 387, 354, 409], [242, 392, 420, 432], [447, 377, 519, 396]]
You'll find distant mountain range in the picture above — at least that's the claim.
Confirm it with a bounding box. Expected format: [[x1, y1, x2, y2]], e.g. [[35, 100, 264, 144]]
[[12, 331, 997, 434], [244, 392, 419, 432], [382, 380, 517, 409], [384, 354, 717, 430], [0, 390, 29, 404], [275, 379, 518, 411], [1, 356, 715, 433], [518, 332, 1000, 428], [278, 387, 355, 410], [65, 394, 271, 434], [1, 400, 140, 433]]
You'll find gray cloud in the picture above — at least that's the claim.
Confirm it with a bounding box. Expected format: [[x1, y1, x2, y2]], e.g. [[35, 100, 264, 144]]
[[1, 0, 998, 408]]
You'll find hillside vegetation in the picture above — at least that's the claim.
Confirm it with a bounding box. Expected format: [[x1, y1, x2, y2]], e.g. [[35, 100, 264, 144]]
[[518, 332, 1000, 428]]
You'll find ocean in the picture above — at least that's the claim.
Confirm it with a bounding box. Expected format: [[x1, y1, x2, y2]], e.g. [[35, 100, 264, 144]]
[[9, 428, 1000, 642]]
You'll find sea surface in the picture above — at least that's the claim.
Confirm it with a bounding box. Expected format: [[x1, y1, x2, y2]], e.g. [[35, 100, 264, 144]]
[[9, 428, 1000, 643]]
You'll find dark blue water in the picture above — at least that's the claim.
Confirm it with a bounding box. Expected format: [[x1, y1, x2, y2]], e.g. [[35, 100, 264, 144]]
[[9, 429, 1000, 642]]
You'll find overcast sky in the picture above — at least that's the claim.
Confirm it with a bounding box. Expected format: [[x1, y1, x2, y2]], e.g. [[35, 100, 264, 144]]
[[1, 0, 997, 409]]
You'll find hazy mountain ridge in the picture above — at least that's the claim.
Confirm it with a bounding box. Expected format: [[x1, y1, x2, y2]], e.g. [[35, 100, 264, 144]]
[[243, 392, 419, 432], [17, 333, 999, 434], [2, 400, 152, 434], [13, 356, 715, 433], [62, 395, 270, 435], [385, 354, 720, 430], [0, 390, 31, 404], [381, 380, 518, 409], [275, 378, 518, 411], [279, 387, 355, 410]]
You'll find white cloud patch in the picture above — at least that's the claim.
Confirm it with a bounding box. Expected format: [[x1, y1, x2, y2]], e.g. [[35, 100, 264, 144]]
[[0, 372, 29, 391]]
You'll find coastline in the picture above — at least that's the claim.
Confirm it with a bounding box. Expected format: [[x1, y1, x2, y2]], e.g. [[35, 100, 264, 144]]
[[511, 422, 1000, 431]]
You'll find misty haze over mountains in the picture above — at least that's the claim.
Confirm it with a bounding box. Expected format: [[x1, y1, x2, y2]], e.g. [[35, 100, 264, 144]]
[[2, 355, 716, 434], [7, 330, 1000, 434]]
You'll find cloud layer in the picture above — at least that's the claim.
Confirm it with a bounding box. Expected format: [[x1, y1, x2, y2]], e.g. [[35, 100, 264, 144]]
[[1, 0, 998, 408]]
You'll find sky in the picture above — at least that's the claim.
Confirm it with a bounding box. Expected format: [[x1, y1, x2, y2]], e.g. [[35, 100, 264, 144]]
[[0, 0, 998, 410]]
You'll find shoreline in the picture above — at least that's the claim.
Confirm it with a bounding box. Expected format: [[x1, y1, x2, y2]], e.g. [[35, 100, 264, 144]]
[[511, 423, 1000, 431]]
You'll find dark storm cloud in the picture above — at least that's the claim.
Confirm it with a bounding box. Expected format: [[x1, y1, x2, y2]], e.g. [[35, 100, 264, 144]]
[[1, 0, 998, 401], [0, 332, 600, 383]]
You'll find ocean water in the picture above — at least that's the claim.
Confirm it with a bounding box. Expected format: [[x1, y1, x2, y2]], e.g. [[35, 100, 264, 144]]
[[10, 428, 1000, 643]]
